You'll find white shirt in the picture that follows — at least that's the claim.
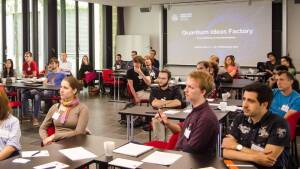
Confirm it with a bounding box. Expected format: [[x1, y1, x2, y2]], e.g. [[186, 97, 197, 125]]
[[0, 114, 21, 151], [60, 60, 72, 75]]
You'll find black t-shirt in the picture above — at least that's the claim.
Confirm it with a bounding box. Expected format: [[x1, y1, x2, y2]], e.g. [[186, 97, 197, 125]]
[[229, 112, 290, 168], [149, 86, 183, 108], [126, 68, 150, 92], [153, 59, 159, 69]]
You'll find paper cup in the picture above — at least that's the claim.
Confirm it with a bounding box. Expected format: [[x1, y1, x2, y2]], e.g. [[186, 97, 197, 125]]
[[104, 141, 115, 157]]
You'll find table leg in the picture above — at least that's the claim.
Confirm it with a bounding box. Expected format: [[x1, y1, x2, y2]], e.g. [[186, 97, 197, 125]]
[[218, 123, 223, 158], [130, 115, 134, 141], [126, 115, 130, 140]]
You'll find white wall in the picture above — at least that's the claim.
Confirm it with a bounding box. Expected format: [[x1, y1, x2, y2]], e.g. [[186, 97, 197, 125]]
[[287, 1, 300, 79], [124, 5, 163, 66]]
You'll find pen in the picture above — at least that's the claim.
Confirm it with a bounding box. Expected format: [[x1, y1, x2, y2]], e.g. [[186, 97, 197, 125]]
[[31, 150, 41, 157], [226, 164, 254, 167], [43, 166, 56, 169], [157, 109, 165, 126]]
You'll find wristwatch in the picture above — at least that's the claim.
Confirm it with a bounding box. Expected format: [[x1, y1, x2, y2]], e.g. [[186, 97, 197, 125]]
[[236, 144, 243, 151]]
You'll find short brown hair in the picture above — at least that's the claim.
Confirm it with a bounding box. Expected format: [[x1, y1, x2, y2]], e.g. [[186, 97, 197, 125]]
[[150, 49, 156, 55], [25, 51, 32, 57], [197, 61, 210, 69], [160, 68, 171, 80], [62, 76, 82, 94], [0, 89, 12, 120], [188, 71, 213, 97], [133, 55, 144, 64], [131, 51, 137, 55], [49, 57, 59, 65]]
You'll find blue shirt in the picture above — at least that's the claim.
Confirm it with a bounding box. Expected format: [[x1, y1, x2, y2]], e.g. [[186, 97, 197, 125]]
[[47, 72, 66, 86], [270, 89, 300, 117], [0, 114, 21, 151]]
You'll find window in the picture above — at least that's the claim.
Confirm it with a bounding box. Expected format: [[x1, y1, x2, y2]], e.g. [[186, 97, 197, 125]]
[[38, 0, 45, 70], [6, 0, 23, 75], [78, 1, 88, 68], [94, 3, 103, 70], [112, 6, 117, 65], [65, 0, 76, 76], [0, 1, 2, 70]]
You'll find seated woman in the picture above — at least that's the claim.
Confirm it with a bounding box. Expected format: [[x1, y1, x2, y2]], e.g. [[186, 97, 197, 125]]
[[265, 52, 278, 78], [78, 55, 96, 90], [39, 76, 89, 146], [224, 55, 238, 77], [2, 59, 17, 78], [0, 89, 21, 160], [281, 56, 296, 76]]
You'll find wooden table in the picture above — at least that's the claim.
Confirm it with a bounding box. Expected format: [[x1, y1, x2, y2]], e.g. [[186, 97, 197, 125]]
[[0, 135, 127, 169]]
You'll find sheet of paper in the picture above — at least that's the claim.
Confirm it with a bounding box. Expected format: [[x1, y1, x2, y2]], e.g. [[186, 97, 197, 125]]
[[163, 110, 180, 115], [208, 103, 220, 107], [108, 158, 143, 169], [198, 167, 216, 169], [142, 151, 182, 166], [206, 98, 215, 102], [34, 161, 69, 169], [218, 105, 242, 112], [113, 143, 153, 157], [12, 158, 30, 164], [59, 147, 97, 161], [21, 150, 49, 158], [183, 109, 192, 114]]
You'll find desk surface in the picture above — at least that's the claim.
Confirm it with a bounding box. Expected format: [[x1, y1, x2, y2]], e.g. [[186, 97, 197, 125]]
[[220, 79, 255, 89], [118, 104, 229, 121], [97, 146, 257, 169], [0, 135, 126, 169], [5, 82, 60, 91]]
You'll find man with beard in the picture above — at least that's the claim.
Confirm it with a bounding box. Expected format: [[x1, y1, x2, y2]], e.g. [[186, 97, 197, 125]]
[[149, 69, 183, 109], [222, 82, 290, 168], [147, 69, 183, 136]]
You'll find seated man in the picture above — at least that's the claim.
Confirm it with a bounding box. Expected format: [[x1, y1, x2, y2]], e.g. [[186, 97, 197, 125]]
[[42, 58, 65, 112], [21, 51, 40, 126], [59, 52, 72, 75], [154, 71, 219, 157], [150, 69, 183, 109], [149, 69, 183, 140], [144, 56, 159, 83], [270, 71, 300, 119], [222, 82, 289, 168], [127, 55, 151, 103]]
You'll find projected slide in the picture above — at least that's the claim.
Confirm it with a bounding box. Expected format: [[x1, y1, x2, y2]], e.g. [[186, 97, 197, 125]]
[[167, 0, 272, 66]]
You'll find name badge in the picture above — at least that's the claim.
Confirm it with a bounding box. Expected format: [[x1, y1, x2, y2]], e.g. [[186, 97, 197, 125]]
[[0, 129, 10, 138], [27, 67, 31, 71], [184, 127, 191, 139], [251, 144, 264, 152], [52, 112, 60, 120], [281, 105, 289, 112]]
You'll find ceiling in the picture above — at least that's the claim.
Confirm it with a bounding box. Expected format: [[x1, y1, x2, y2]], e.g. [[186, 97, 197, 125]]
[[76, 0, 253, 7]]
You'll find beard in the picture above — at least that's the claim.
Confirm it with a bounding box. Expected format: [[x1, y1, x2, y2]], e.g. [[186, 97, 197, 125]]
[[159, 81, 168, 88]]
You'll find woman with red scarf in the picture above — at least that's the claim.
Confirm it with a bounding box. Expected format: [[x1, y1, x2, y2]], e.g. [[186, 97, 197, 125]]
[[39, 76, 89, 146]]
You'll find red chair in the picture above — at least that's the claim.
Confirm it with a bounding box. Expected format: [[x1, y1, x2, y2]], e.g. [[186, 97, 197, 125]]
[[8, 101, 22, 120], [127, 83, 149, 106], [6, 90, 17, 101], [145, 132, 180, 150], [102, 69, 125, 94], [286, 112, 300, 165], [144, 122, 183, 150]]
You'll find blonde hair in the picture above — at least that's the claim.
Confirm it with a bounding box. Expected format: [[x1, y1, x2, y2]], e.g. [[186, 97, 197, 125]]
[[188, 71, 213, 97]]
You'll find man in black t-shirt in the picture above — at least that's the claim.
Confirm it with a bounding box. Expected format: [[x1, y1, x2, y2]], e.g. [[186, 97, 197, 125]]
[[222, 82, 289, 168], [126, 55, 151, 103], [150, 69, 184, 140], [149, 69, 183, 109]]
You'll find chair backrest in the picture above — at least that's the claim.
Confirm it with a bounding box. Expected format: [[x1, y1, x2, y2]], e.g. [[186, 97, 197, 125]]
[[102, 69, 114, 82], [286, 112, 300, 141]]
